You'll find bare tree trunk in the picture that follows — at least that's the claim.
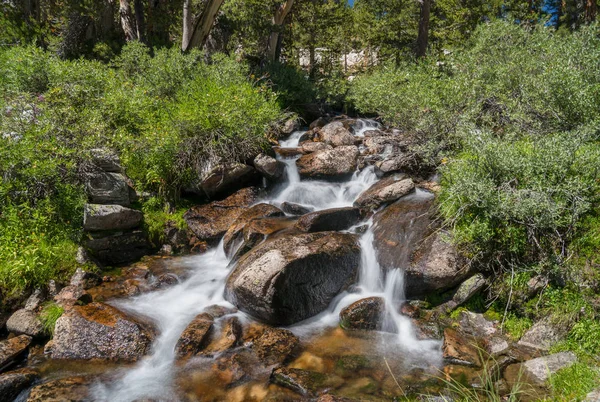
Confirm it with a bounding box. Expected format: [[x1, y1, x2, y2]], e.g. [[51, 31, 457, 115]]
[[585, 0, 597, 22], [416, 0, 431, 58], [120, 0, 138, 41], [182, 0, 225, 52], [182, 0, 193, 50], [267, 0, 294, 61]]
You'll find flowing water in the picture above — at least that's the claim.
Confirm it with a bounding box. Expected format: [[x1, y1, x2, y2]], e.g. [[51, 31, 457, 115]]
[[91, 120, 441, 401]]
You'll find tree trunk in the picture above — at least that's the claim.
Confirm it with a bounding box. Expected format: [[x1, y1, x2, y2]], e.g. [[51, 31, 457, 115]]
[[585, 0, 597, 22], [182, 0, 226, 52], [134, 0, 147, 43], [267, 0, 294, 61], [120, 0, 138, 41], [182, 0, 193, 50], [416, 0, 431, 58]]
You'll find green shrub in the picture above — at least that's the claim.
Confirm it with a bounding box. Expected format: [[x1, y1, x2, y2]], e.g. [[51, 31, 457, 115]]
[[547, 363, 600, 401], [40, 302, 64, 336]]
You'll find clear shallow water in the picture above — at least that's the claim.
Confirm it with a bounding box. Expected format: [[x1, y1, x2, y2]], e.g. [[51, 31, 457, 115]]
[[91, 124, 441, 401]]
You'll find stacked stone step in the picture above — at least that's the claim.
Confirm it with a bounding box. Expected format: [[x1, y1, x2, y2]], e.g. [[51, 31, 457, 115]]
[[83, 149, 151, 266]]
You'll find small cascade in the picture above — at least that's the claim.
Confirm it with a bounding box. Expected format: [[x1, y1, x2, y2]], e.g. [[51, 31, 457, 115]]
[[278, 130, 305, 148], [353, 118, 382, 137]]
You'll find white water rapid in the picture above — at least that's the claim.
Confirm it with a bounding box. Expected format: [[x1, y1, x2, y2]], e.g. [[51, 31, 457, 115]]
[[92, 120, 441, 401]]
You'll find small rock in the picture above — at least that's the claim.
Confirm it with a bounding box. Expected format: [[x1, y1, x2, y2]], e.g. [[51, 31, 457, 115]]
[[280, 117, 300, 136], [51, 302, 154, 361], [75, 246, 91, 264], [202, 316, 243, 355], [27, 376, 91, 401], [585, 388, 600, 401], [518, 320, 563, 352], [85, 171, 133, 206], [200, 163, 260, 199], [273, 147, 302, 158], [280, 202, 313, 216], [375, 153, 418, 175], [527, 275, 548, 297], [505, 352, 577, 386], [24, 288, 45, 311], [295, 207, 362, 232], [316, 121, 355, 147], [0, 367, 39, 401], [212, 350, 254, 386], [47, 280, 61, 298], [439, 274, 487, 312], [53, 285, 93, 308], [339, 297, 385, 331], [353, 176, 414, 210], [90, 148, 121, 172], [70, 268, 103, 290], [174, 313, 214, 358], [296, 146, 359, 179], [83, 204, 143, 231], [6, 310, 44, 338], [442, 328, 481, 367], [184, 187, 259, 244], [252, 327, 299, 366], [486, 336, 510, 356], [0, 335, 31, 372], [309, 117, 329, 130], [457, 311, 498, 338], [253, 154, 285, 181]]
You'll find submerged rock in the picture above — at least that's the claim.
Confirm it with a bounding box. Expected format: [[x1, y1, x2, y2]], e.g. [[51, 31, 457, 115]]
[[296, 146, 359, 179], [339, 297, 385, 331], [0, 335, 31, 372], [271, 367, 330, 397], [51, 302, 154, 361], [200, 163, 260, 199], [252, 327, 299, 366], [353, 175, 414, 210], [27, 376, 92, 402], [225, 232, 360, 325], [175, 313, 214, 358], [0, 368, 39, 401], [184, 187, 259, 244], [222, 203, 284, 257], [83, 204, 143, 231], [253, 154, 285, 181], [295, 207, 362, 233], [373, 195, 470, 297]]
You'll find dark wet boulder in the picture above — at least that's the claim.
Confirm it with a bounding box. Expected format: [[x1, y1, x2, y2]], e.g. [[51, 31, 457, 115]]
[[373, 194, 470, 297], [295, 207, 362, 232], [84, 230, 152, 266], [222, 203, 284, 257], [253, 154, 285, 181], [296, 146, 359, 180], [184, 187, 259, 244], [316, 121, 355, 147], [353, 175, 414, 210], [6, 310, 44, 338], [225, 232, 361, 325], [51, 302, 154, 361], [0, 368, 39, 401], [232, 216, 296, 261], [252, 327, 299, 366], [27, 376, 92, 402], [199, 163, 261, 199], [85, 171, 133, 206], [175, 313, 214, 358], [0, 335, 31, 372], [281, 202, 313, 216], [83, 204, 143, 231], [339, 297, 385, 331]]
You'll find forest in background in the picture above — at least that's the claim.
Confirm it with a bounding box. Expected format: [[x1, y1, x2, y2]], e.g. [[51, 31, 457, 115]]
[[1, 1, 600, 398]]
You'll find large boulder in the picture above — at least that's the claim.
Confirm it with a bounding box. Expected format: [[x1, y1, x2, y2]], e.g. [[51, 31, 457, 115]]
[[84, 230, 152, 266], [301, 142, 332, 154], [51, 302, 154, 361], [504, 352, 577, 386], [85, 171, 133, 206], [296, 146, 359, 180], [222, 203, 284, 257], [200, 163, 260, 199], [184, 187, 259, 244], [83, 204, 143, 232], [90, 148, 122, 172], [253, 154, 285, 181], [0, 335, 31, 371], [175, 313, 214, 359], [517, 320, 563, 352], [316, 122, 355, 147], [225, 232, 361, 325], [6, 310, 44, 338], [232, 216, 296, 261], [339, 297, 385, 331], [353, 175, 414, 210], [373, 194, 470, 297], [295, 207, 362, 233], [374, 153, 419, 176]]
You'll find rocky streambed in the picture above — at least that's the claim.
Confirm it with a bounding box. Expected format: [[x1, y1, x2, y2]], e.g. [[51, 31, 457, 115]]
[[0, 117, 584, 401]]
